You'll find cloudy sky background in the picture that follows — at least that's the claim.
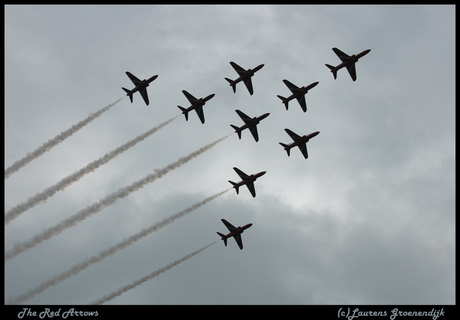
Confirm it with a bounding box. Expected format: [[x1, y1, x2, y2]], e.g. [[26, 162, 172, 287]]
[[5, 5, 455, 305]]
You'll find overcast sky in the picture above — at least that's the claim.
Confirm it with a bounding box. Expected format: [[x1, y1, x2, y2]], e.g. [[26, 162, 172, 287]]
[[5, 5, 455, 305]]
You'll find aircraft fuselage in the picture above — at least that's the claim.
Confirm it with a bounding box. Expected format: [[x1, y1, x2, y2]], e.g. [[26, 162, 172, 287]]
[[285, 81, 319, 102], [126, 75, 158, 94], [238, 113, 270, 131], [183, 93, 215, 112], [231, 171, 266, 190], [331, 49, 370, 71], [243, 171, 266, 184], [233, 64, 264, 83], [220, 223, 253, 240], [286, 131, 319, 149]]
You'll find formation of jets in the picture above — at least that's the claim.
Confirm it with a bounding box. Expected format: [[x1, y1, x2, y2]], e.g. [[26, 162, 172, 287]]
[[121, 48, 370, 250]]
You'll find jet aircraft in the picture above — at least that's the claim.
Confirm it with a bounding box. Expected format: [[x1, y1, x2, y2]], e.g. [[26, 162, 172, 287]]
[[122, 72, 158, 106], [325, 47, 371, 81], [279, 129, 320, 159], [277, 80, 319, 112], [230, 109, 270, 142], [225, 61, 264, 95], [177, 90, 215, 124], [228, 167, 266, 198], [217, 219, 253, 250]]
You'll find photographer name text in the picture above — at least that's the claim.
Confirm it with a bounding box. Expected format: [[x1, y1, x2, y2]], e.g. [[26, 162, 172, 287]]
[[338, 307, 444, 320]]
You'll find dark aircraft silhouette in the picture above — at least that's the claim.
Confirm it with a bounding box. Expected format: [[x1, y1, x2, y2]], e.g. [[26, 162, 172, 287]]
[[122, 72, 158, 106], [277, 80, 319, 112], [225, 61, 264, 95], [325, 47, 371, 81], [279, 129, 320, 159], [229, 167, 266, 198], [217, 219, 253, 250], [177, 90, 215, 124], [230, 109, 270, 142]]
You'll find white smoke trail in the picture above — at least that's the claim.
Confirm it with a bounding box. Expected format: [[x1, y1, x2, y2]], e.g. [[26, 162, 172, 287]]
[[5, 98, 123, 179], [5, 115, 178, 225], [90, 242, 216, 305], [7, 190, 227, 304], [5, 134, 230, 261]]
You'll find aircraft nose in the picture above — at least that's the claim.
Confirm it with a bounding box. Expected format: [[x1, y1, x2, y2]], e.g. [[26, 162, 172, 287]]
[[148, 75, 158, 82], [256, 64, 264, 70]]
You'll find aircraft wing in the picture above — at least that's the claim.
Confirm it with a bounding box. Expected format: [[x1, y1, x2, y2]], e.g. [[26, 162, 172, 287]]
[[243, 78, 254, 95], [249, 124, 259, 142], [296, 95, 307, 112], [233, 167, 249, 180], [195, 105, 205, 124], [298, 143, 309, 159], [140, 88, 150, 106], [230, 61, 248, 77], [346, 63, 357, 81], [222, 219, 237, 232], [332, 47, 351, 62], [248, 125, 259, 142], [245, 181, 256, 197], [283, 79, 300, 94], [182, 90, 198, 104], [126, 72, 143, 86], [235, 110, 252, 124], [233, 233, 244, 250], [285, 128, 302, 142]]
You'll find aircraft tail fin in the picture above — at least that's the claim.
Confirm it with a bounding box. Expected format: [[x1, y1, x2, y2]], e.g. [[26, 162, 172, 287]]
[[122, 88, 133, 103], [230, 125, 242, 139], [217, 232, 227, 246], [325, 64, 338, 79], [228, 180, 239, 194], [225, 78, 236, 93], [177, 106, 189, 121], [277, 95, 289, 110], [279, 143, 291, 156]]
